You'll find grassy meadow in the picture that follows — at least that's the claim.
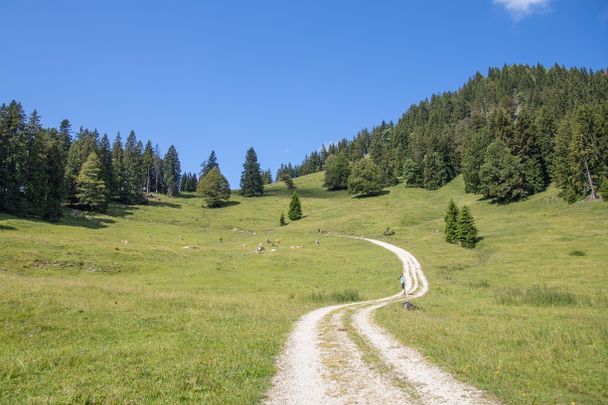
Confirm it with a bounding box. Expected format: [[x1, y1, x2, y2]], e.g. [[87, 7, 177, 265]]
[[1, 172, 607, 403]]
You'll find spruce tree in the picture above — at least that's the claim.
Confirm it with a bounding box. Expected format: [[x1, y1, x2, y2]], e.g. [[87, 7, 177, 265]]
[[142, 141, 154, 193], [288, 192, 302, 220], [111, 133, 126, 200], [44, 137, 65, 221], [457, 205, 478, 248], [197, 166, 230, 207], [98, 134, 113, 193], [280, 212, 286, 226], [76, 152, 108, 212], [123, 131, 144, 203], [444, 199, 460, 243], [162, 145, 181, 196], [200, 150, 219, 178], [240, 147, 264, 197]]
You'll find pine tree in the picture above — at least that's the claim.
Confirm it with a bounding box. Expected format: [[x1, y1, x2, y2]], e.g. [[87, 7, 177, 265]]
[[240, 147, 264, 197], [456, 205, 478, 248], [323, 153, 351, 191], [280, 212, 286, 226], [200, 150, 219, 178], [22, 111, 49, 217], [288, 192, 302, 220], [162, 145, 181, 196], [197, 166, 230, 207], [444, 199, 460, 243], [57, 119, 72, 155], [76, 152, 108, 212], [348, 158, 383, 196], [64, 128, 98, 202]]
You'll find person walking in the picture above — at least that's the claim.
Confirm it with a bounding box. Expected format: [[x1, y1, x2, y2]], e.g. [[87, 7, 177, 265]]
[[400, 273, 406, 295]]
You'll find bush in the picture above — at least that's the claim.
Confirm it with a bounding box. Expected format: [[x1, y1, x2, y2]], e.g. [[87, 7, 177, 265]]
[[347, 158, 383, 196]]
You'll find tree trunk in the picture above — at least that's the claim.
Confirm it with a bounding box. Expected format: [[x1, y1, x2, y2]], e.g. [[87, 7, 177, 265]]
[[583, 157, 598, 199]]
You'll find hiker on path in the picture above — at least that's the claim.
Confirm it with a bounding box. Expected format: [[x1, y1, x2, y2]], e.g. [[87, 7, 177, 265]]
[[400, 273, 406, 295]]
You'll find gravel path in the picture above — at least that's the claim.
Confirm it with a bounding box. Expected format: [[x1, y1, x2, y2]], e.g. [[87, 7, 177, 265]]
[[264, 237, 498, 405]]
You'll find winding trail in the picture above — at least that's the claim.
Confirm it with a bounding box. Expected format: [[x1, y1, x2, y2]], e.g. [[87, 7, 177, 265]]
[[265, 237, 497, 405]]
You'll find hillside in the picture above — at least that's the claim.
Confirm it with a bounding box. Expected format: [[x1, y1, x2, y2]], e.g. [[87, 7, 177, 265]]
[[1, 173, 607, 404]]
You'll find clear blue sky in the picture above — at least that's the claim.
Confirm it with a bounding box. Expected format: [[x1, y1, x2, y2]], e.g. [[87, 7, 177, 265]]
[[1, 0, 607, 186]]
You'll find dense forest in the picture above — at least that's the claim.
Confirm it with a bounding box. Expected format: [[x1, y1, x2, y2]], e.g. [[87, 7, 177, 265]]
[[282, 64, 608, 203], [0, 101, 184, 220]]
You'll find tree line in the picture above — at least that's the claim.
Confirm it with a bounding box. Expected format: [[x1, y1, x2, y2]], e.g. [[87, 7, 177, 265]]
[[283, 64, 608, 203], [0, 101, 183, 219]]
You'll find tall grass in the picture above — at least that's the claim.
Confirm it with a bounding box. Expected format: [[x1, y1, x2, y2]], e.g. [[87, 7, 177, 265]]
[[495, 285, 577, 306], [303, 289, 361, 303]]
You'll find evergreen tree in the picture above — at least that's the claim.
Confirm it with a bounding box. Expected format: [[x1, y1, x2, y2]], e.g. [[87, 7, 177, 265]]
[[98, 134, 113, 193], [479, 139, 526, 204], [123, 131, 144, 203], [279, 212, 286, 226], [200, 150, 219, 178], [44, 136, 65, 221], [111, 133, 126, 200], [75, 152, 108, 212], [288, 192, 303, 220], [261, 169, 273, 185], [152, 144, 163, 193], [422, 152, 448, 190], [64, 128, 98, 202], [142, 141, 154, 193], [323, 153, 351, 191], [462, 128, 493, 193], [456, 205, 478, 248], [281, 173, 295, 190], [240, 147, 264, 197], [162, 145, 181, 196], [347, 158, 383, 196], [22, 111, 49, 217], [444, 199, 460, 243], [197, 166, 230, 207], [57, 119, 72, 155]]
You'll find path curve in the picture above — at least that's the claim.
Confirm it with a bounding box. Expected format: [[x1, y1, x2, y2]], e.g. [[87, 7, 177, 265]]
[[264, 237, 497, 405]]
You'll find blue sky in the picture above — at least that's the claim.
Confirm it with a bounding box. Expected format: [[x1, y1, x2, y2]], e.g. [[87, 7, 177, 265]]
[[1, 0, 607, 186]]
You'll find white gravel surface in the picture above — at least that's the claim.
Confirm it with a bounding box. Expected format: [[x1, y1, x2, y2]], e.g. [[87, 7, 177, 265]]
[[264, 237, 498, 405]]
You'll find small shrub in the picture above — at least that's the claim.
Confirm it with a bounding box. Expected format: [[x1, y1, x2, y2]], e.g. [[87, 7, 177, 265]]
[[569, 250, 586, 256]]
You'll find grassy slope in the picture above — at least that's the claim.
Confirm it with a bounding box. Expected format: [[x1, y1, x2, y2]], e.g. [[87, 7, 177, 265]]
[[1, 172, 607, 404]]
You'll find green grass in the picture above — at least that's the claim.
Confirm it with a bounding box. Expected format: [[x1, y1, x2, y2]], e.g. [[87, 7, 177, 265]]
[[1, 172, 607, 403]]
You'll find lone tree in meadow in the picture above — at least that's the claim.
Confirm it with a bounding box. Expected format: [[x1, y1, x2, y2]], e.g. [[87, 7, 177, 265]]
[[444, 199, 459, 243], [76, 152, 108, 212], [456, 205, 478, 248], [280, 173, 295, 190], [288, 192, 303, 220], [323, 153, 351, 191], [200, 150, 219, 179], [240, 147, 264, 197], [347, 158, 383, 197], [197, 167, 231, 207], [279, 212, 286, 226]]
